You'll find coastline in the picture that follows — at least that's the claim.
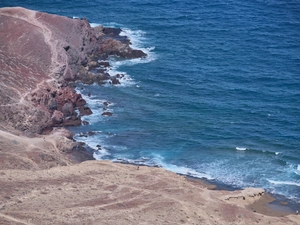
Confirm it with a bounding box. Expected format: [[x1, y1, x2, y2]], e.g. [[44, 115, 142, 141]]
[[0, 158, 299, 224], [185, 176, 297, 217], [121, 164, 299, 217], [0, 6, 299, 225]]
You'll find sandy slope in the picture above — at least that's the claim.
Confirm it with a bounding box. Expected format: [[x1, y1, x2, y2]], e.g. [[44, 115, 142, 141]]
[[0, 149, 299, 224], [0, 122, 299, 224]]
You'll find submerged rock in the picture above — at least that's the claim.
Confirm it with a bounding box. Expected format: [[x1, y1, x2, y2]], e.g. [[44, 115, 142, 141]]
[[102, 112, 113, 117]]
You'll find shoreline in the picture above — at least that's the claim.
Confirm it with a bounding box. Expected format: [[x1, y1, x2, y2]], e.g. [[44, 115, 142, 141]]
[[0, 159, 299, 224], [0, 7, 299, 224], [186, 176, 297, 216], [115, 162, 299, 217]]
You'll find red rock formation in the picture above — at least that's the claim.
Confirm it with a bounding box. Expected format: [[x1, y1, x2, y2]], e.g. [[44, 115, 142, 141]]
[[0, 7, 146, 134]]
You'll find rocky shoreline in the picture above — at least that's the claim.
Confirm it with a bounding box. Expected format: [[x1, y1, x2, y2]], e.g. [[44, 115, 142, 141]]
[[0, 7, 299, 225], [0, 6, 146, 162], [0, 7, 145, 135]]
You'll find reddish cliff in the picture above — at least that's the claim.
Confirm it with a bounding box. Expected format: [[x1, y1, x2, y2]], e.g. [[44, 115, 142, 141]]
[[0, 7, 145, 134]]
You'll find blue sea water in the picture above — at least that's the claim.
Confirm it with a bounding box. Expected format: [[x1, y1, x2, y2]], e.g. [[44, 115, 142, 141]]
[[2, 0, 300, 204]]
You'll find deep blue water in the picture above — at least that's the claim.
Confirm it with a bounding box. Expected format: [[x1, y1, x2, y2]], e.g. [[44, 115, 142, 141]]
[[2, 0, 300, 203]]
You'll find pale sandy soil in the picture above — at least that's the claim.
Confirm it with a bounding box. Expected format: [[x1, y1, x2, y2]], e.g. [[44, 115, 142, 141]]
[[0, 131, 299, 225]]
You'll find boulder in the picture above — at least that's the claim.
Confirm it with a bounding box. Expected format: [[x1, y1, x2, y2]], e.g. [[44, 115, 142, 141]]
[[102, 111, 113, 117], [79, 106, 93, 116], [61, 102, 74, 117], [52, 110, 64, 126]]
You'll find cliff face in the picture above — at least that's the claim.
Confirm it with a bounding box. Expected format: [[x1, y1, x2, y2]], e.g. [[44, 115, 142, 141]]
[[0, 7, 145, 134]]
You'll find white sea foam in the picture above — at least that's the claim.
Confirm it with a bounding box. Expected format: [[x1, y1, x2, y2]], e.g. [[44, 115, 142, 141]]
[[104, 67, 136, 87], [119, 28, 148, 53], [120, 28, 145, 44], [101, 22, 122, 28], [75, 87, 114, 124], [295, 165, 300, 175], [113, 154, 212, 179], [113, 157, 153, 166], [93, 148, 111, 160], [236, 147, 247, 151], [88, 22, 156, 87], [166, 164, 212, 180], [115, 27, 156, 64], [267, 179, 300, 187], [89, 22, 101, 27], [90, 21, 156, 64], [74, 128, 110, 160], [72, 130, 111, 160], [152, 154, 212, 179]]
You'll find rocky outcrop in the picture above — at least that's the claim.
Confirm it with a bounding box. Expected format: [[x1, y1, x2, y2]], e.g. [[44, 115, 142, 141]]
[[0, 7, 146, 135]]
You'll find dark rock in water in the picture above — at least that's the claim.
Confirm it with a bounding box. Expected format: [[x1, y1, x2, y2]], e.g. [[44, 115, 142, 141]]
[[102, 27, 131, 44], [76, 98, 86, 107], [116, 74, 125, 79], [127, 49, 147, 58], [103, 27, 122, 36], [95, 73, 111, 85], [79, 133, 88, 137], [103, 101, 111, 106], [103, 73, 111, 79], [79, 106, 92, 116], [98, 61, 110, 67], [95, 38, 147, 60], [111, 76, 120, 85], [88, 131, 96, 136], [102, 112, 113, 117], [82, 120, 89, 125]]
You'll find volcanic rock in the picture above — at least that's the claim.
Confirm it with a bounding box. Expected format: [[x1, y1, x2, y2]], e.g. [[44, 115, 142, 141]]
[[0, 7, 146, 134], [79, 106, 93, 116], [102, 111, 113, 116]]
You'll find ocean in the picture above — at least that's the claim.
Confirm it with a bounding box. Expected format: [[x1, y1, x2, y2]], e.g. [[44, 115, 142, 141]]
[[2, 0, 300, 205]]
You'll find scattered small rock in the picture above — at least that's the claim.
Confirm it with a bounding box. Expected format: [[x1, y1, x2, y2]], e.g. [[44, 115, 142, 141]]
[[102, 112, 113, 116]]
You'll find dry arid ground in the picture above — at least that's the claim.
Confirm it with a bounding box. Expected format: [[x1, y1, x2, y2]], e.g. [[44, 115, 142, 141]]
[[0, 130, 299, 225]]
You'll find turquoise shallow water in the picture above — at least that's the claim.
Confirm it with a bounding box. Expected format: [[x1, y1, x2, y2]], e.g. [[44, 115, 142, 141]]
[[2, 0, 300, 203]]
